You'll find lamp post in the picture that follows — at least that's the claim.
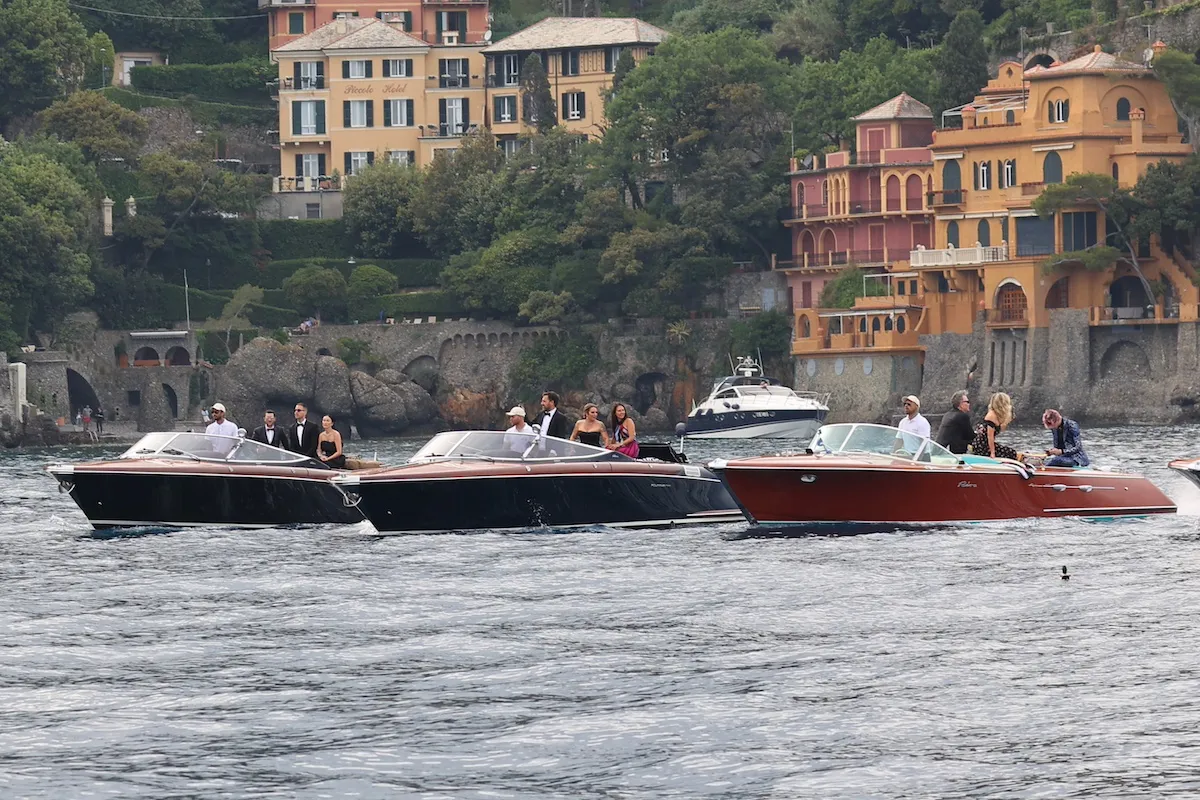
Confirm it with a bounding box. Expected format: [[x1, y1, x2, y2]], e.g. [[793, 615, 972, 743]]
[[184, 268, 191, 331]]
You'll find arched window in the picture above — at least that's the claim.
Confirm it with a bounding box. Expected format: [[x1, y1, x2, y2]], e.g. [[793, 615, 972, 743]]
[[942, 160, 961, 203], [821, 180, 829, 208], [884, 316, 894, 331], [1006, 109, 1015, 125], [947, 221, 960, 248], [1043, 151, 1063, 184], [996, 283, 1029, 323], [1045, 277, 1070, 309], [1111, 162, 1119, 182], [977, 219, 991, 247], [897, 316, 907, 333], [979, 161, 991, 190], [872, 317, 882, 333], [886, 175, 901, 212], [859, 317, 867, 332], [800, 316, 811, 337], [905, 174, 923, 210], [1116, 97, 1131, 121], [1049, 98, 1069, 123], [796, 183, 805, 208], [1003, 159, 1017, 189]]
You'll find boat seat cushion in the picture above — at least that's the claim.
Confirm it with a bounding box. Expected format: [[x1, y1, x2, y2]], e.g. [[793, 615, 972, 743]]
[[959, 454, 1000, 466]]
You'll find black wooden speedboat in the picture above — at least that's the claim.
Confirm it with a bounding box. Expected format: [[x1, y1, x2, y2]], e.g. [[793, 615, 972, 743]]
[[331, 430, 745, 533], [47, 432, 365, 529]]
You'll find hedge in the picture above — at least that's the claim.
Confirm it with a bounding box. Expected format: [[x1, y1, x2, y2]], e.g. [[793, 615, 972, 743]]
[[259, 219, 353, 260], [160, 285, 300, 329], [102, 86, 275, 130], [375, 291, 467, 317], [130, 59, 275, 105], [262, 257, 444, 289]]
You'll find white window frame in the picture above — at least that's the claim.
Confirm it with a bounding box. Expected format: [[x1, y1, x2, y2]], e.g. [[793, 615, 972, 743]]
[[565, 91, 584, 121], [444, 98, 465, 135], [300, 101, 317, 135], [1003, 160, 1016, 188], [1053, 99, 1068, 123], [502, 54, 519, 86], [607, 46, 622, 73], [299, 61, 319, 89], [496, 95, 516, 123], [500, 138, 520, 158], [349, 99, 368, 128], [978, 161, 991, 190], [388, 150, 412, 165], [348, 60, 367, 79], [385, 58, 411, 78], [348, 151, 370, 175], [300, 153, 321, 178], [387, 98, 411, 127]]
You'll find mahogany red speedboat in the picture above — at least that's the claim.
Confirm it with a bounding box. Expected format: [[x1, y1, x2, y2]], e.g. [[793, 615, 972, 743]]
[[332, 430, 744, 533], [711, 423, 1176, 531], [47, 432, 365, 529]]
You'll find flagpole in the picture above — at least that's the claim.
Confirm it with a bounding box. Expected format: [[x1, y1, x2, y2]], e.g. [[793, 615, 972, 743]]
[[184, 268, 192, 332]]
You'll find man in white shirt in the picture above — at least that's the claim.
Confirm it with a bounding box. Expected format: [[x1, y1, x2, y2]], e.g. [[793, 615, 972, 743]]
[[895, 394, 931, 453], [502, 406, 535, 454], [205, 402, 239, 453]]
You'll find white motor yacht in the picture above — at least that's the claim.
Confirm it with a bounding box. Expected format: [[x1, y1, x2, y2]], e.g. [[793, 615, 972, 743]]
[[684, 356, 830, 439]]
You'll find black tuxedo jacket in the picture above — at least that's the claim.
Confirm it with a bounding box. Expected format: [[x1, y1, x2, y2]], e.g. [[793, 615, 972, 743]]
[[289, 419, 321, 459], [249, 425, 284, 448], [534, 409, 570, 440]]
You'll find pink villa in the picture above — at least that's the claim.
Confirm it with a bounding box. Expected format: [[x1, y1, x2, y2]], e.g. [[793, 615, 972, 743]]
[[780, 93, 936, 307]]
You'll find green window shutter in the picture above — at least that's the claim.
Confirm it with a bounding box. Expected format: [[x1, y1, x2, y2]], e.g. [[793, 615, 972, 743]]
[[343, 101, 351, 128], [462, 99, 469, 130], [367, 151, 375, 165], [318, 154, 326, 175], [315, 101, 325, 134], [405, 59, 413, 77], [494, 96, 502, 120], [342, 61, 350, 79], [316, 62, 324, 82], [384, 99, 392, 127], [292, 102, 302, 135], [405, 99, 414, 125], [295, 154, 303, 176], [293, 62, 301, 85], [365, 61, 373, 78], [439, 99, 447, 130], [407, 150, 415, 164], [404, 11, 412, 31], [579, 93, 585, 117], [382, 60, 391, 78], [366, 100, 374, 127], [344, 152, 352, 174]]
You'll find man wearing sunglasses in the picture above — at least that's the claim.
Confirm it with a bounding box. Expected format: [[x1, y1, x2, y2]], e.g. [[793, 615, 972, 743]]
[[895, 394, 931, 454]]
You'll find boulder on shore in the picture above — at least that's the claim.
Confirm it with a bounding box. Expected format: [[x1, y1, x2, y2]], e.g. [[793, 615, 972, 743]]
[[350, 371, 409, 437]]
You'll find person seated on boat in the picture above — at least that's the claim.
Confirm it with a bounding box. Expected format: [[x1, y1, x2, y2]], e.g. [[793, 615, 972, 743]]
[[503, 406, 536, 454], [1042, 409, 1089, 468], [607, 403, 639, 458], [935, 391, 974, 454], [204, 403, 239, 454], [570, 403, 610, 448], [894, 395, 931, 454], [317, 414, 346, 469], [970, 392, 1019, 460]]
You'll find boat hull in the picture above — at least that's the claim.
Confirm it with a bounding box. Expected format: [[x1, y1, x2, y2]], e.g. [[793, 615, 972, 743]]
[[715, 457, 1176, 529], [342, 464, 745, 533], [48, 464, 364, 529], [1169, 459, 1200, 491], [684, 408, 826, 439]]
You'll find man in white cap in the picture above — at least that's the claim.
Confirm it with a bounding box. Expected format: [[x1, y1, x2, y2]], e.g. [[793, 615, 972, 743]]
[[503, 405, 535, 454], [205, 403, 238, 437], [895, 394, 930, 453]]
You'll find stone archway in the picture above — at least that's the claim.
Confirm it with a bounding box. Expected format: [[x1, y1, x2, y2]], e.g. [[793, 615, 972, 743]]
[[133, 346, 160, 366], [633, 372, 668, 415], [66, 368, 101, 418], [165, 345, 191, 366], [402, 355, 439, 393], [1025, 51, 1057, 70], [1109, 275, 1151, 310], [1100, 340, 1151, 379], [162, 383, 179, 418]]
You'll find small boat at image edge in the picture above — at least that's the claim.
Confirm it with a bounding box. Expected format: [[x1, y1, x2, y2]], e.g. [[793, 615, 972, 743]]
[[710, 422, 1176, 531], [684, 355, 829, 439], [332, 430, 746, 533], [47, 432, 366, 529], [1168, 457, 1200, 492]]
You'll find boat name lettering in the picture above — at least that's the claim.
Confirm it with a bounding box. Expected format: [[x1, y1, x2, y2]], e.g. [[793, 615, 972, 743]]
[[958, 480, 976, 488]]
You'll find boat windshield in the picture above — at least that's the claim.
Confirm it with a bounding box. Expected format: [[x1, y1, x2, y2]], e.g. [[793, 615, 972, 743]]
[[119, 432, 310, 464], [409, 430, 613, 462], [809, 423, 960, 465]]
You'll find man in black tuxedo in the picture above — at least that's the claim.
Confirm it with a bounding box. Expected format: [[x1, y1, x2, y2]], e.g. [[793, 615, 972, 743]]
[[288, 402, 321, 459], [249, 410, 283, 448], [533, 391, 570, 441]]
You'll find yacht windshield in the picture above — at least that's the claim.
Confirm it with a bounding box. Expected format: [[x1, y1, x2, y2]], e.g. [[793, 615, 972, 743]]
[[409, 431, 613, 462], [809, 423, 959, 465], [120, 432, 308, 463]]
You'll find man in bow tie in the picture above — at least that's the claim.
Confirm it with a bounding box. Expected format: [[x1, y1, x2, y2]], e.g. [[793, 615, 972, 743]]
[[249, 410, 282, 447]]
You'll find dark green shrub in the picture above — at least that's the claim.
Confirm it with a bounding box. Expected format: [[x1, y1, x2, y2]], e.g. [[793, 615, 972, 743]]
[[509, 335, 596, 398], [376, 291, 466, 317], [130, 59, 275, 105], [259, 219, 352, 260]]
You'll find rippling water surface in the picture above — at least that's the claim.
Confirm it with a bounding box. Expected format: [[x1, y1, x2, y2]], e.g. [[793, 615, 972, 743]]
[[4, 426, 1200, 798]]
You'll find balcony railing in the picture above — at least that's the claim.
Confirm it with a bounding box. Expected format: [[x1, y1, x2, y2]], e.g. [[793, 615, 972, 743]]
[[783, 250, 891, 268], [853, 150, 882, 165], [927, 189, 966, 206], [276, 76, 325, 92], [984, 307, 1028, 326], [259, 0, 313, 7], [909, 244, 1009, 267], [275, 175, 344, 192], [1021, 182, 1045, 196], [1015, 243, 1055, 257], [799, 200, 884, 219]]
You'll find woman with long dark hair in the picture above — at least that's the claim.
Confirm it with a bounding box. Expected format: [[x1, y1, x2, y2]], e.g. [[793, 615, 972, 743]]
[[317, 414, 346, 469], [607, 403, 639, 458]]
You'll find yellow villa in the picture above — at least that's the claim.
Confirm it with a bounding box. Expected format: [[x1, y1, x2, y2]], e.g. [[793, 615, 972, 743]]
[[480, 17, 666, 150], [792, 45, 1196, 361]]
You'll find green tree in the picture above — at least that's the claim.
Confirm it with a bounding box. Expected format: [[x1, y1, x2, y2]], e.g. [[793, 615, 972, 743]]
[[85, 31, 115, 89], [343, 159, 421, 257], [818, 266, 889, 308], [610, 47, 636, 95], [496, 129, 589, 234], [347, 264, 398, 319], [0, 141, 96, 347], [283, 265, 347, 320], [0, 0, 91, 127], [441, 228, 562, 316], [410, 131, 506, 257], [1129, 157, 1200, 261], [204, 283, 263, 358], [935, 10, 988, 116], [730, 309, 794, 361], [519, 290, 575, 324], [39, 91, 149, 163], [671, 0, 786, 35], [770, 0, 845, 62], [520, 53, 556, 134], [1153, 48, 1200, 153]]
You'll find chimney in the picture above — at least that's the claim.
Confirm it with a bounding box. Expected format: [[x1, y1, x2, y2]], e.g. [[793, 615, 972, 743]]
[[335, 18, 348, 34], [1130, 107, 1146, 147], [961, 104, 977, 130], [101, 196, 114, 237]]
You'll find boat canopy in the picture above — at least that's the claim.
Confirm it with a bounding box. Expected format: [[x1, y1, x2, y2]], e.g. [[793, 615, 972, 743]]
[[810, 423, 959, 465], [120, 431, 311, 464], [409, 430, 618, 463]]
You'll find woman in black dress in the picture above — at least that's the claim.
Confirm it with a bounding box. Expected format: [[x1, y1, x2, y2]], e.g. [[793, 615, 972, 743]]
[[317, 414, 347, 469], [970, 392, 1018, 460], [569, 403, 610, 448]]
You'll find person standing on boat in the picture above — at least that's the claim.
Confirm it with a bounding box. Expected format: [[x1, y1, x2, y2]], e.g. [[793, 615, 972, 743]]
[[970, 392, 1018, 460], [895, 395, 930, 452], [1042, 409, 1089, 467], [503, 406, 536, 454], [533, 392, 569, 442], [288, 402, 321, 460], [935, 391, 974, 454], [607, 403, 639, 458], [570, 403, 610, 448], [317, 414, 346, 469], [249, 410, 282, 447], [205, 403, 238, 437]]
